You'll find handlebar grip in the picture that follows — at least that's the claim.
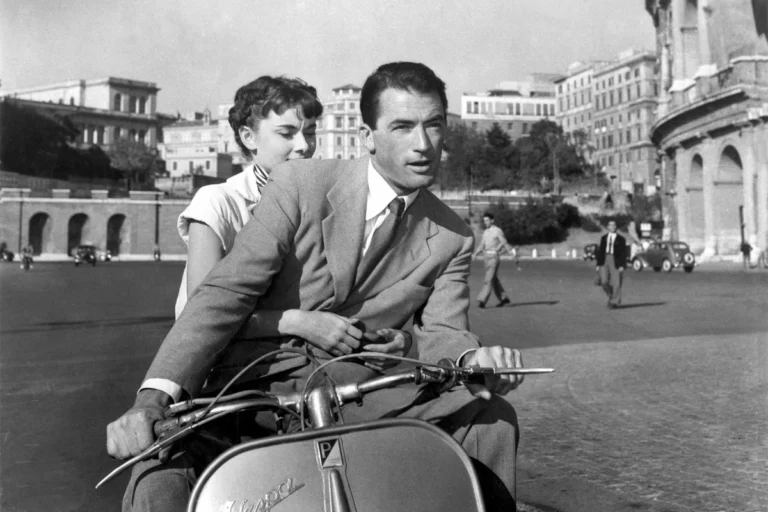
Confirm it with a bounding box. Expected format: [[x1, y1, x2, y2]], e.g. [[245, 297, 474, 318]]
[[153, 418, 179, 437]]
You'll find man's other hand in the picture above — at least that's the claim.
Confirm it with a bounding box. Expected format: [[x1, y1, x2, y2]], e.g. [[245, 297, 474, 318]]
[[296, 312, 364, 357], [461, 346, 524, 400], [359, 329, 412, 370], [106, 389, 171, 460]]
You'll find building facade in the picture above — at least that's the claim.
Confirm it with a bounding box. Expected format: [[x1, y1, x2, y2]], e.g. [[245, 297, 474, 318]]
[[592, 49, 659, 194], [461, 74, 560, 140], [1, 77, 165, 147], [646, 0, 768, 256], [315, 84, 364, 160], [158, 109, 233, 180], [555, 61, 599, 140]]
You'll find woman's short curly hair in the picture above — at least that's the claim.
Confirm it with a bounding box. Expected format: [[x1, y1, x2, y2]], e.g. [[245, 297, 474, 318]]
[[228, 76, 323, 157]]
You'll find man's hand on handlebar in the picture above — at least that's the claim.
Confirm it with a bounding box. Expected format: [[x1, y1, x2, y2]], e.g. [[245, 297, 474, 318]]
[[461, 347, 524, 400], [106, 389, 171, 460]]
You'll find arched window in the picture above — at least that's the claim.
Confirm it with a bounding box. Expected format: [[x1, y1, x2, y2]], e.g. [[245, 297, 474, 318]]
[[113, 93, 122, 111]]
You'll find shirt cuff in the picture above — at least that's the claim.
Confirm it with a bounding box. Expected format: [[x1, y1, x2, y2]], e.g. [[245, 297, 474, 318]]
[[456, 349, 477, 367], [139, 378, 183, 403]]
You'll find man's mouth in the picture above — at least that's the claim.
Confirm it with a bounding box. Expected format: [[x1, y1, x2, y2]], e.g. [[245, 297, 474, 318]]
[[408, 160, 432, 168]]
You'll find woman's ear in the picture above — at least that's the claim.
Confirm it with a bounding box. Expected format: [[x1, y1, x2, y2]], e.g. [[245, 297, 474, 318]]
[[239, 125, 259, 154]]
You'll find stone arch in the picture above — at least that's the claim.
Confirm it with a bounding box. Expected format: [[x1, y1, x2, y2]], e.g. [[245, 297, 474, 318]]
[[714, 144, 744, 252], [29, 212, 53, 255], [67, 213, 92, 255], [106, 214, 131, 256], [687, 153, 705, 242]]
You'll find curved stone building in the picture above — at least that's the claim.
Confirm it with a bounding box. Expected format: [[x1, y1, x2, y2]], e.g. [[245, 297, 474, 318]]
[[646, 0, 768, 257]]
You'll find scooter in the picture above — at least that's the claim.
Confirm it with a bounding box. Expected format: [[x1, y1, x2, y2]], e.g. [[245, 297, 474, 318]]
[[97, 351, 553, 511]]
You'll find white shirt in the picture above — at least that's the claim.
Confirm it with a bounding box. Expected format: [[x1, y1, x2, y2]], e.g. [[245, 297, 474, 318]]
[[142, 160, 418, 402], [142, 165, 263, 401], [362, 160, 419, 256], [607, 233, 616, 254]]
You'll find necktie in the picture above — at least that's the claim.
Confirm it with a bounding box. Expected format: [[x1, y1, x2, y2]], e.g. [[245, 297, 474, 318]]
[[356, 197, 405, 283]]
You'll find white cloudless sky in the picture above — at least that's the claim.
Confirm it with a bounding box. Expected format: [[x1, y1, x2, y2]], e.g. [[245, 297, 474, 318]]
[[0, 0, 656, 115]]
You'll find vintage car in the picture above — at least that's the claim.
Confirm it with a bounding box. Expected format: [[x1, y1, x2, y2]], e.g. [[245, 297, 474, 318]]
[[631, 240, 696, 273], [73, 245, 98, 267], [583, 243, 598, 261]]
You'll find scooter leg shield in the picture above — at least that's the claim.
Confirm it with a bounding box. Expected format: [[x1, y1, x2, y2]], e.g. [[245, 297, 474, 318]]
[[188, 418, 485, 512]]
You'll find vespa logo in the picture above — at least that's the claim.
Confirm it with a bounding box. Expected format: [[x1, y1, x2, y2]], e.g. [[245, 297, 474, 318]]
[[219, 477, 304, 512], [317, 438, 344, 468]]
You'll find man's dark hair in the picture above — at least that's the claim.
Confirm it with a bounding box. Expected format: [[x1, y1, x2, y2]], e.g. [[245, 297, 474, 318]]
[[483, 212, 494, 221], [360, 62, 448, 128], [228, 76, 323, 157]]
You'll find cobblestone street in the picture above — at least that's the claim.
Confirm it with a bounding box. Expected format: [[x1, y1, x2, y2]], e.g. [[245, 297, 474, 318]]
[[0, 260, 766, 511]]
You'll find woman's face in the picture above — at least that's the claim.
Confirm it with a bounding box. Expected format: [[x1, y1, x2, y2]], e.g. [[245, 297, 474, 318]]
[[239, 107, 317, 171]]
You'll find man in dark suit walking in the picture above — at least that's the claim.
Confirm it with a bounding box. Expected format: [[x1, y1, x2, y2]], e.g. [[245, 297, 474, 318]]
[[596, 220, 627, 309]]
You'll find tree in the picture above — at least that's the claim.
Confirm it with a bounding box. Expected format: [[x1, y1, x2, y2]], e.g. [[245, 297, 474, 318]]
[[0, 99, 78, 177], [440, 124, 487, 190], [109, 138, 159, 191]]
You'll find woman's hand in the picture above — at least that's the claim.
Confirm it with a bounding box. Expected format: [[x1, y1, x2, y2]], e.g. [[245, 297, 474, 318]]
[[292, 311, 365, 357]]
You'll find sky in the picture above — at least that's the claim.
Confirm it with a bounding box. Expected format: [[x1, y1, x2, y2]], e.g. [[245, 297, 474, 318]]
[[0, 0, 656, 116]]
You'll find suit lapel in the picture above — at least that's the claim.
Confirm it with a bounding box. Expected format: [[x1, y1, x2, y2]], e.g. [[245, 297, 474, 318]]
[[322, 158, 369, 308], [350, 192, 437, 301]]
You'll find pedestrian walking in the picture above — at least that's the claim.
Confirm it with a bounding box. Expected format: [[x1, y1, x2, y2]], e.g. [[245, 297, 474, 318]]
[[596, 220, 627, 309], [472, 212, 513, 308], [741, 241, 752, 269]]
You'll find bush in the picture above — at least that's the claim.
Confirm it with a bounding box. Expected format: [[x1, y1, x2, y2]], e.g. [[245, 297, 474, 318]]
[[487, 201, 568, 245], [556, 203, 581, 229], [580, 215, 602, 233]]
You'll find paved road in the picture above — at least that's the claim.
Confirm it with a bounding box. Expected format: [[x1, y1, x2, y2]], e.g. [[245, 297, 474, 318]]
[[0, 260, 766, 511]]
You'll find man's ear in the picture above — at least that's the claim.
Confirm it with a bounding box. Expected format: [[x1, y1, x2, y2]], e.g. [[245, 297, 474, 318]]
[[239, 125, 259, 153], [359, 123, 375, 154]]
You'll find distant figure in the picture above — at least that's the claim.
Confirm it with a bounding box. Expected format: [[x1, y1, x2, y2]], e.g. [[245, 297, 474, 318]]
[[472, 212, 513, 308], [20, 243, 34, 270], [596, 220, 627, 309], [153, 244, 161, 262], [741, 241, 752, 269]]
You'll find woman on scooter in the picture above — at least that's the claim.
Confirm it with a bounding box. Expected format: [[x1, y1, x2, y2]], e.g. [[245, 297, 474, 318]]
[[172, 76, 409, 368]]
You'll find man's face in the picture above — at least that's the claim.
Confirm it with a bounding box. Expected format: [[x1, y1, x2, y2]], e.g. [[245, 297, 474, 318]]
[[607, 221, 617, 233], [360, 88, 445, 195], [483, 216, 493, 228]]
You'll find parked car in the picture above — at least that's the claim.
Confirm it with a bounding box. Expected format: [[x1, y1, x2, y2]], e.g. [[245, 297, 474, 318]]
[[583, 243, 598, 261], [631, 240, 696, 273], [73, 245, 98, 267]]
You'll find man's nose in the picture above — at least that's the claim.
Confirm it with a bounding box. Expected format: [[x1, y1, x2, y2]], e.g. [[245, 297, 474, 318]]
[[412, 125, 432, 152]]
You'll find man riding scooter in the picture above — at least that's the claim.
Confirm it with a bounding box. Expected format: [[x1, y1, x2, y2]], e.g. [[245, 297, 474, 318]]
[[107, 62, 526, 512]]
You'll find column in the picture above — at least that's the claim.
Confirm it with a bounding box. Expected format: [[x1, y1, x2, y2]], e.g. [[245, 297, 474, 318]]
[[756, 124, 768, 251], [697, 0, 712, 66], [701, 137, 718, 258], [666, 150, 682, 242], [671, 0, 686, 80], [742, 138, 757, 248]]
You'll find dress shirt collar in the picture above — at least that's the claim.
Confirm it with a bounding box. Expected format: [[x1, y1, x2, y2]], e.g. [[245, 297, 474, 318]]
[[227, 163, 264, 205], [365, 159, 419, 221]]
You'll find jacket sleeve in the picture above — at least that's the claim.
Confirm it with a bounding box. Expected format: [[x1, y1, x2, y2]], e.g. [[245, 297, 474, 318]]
[[143, 170, 301, 397], [596, 236, 606, 266], [412, 234, 481, 363]]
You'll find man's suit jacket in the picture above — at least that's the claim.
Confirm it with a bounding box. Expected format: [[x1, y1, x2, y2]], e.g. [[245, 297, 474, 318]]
[[596, 232, 627, 268], [144, 156, 480, 397]]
